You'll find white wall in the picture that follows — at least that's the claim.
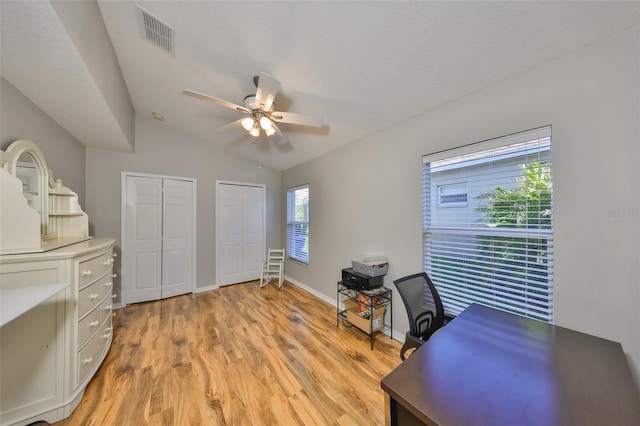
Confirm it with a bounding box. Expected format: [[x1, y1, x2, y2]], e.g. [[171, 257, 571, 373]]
[[0, 77, 86, 200], [85, 114, 282, 303], [283, 26, 640, 375]]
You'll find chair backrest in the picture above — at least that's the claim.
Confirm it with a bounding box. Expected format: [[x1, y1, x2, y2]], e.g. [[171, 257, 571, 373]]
[[393, 272, 445, 340], [267, 248, 285, 263]]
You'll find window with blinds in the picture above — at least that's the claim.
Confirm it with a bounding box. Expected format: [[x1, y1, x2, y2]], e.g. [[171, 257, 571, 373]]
[[287, 185, 310, 264], [422, 127, 553, 322]]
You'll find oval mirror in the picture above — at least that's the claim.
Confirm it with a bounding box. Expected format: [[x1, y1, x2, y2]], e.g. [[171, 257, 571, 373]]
[[2, 140, 50, 238], [15, 152, 41, 214]]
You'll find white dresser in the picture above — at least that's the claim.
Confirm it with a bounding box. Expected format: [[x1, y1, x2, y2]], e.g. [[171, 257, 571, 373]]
[[0, 239, 116, 425], [0, 140, 116, 425]]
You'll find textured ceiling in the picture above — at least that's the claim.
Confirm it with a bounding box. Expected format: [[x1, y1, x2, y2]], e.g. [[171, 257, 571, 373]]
[[1, 0, 133, 152], [3, 1, 640, 171]]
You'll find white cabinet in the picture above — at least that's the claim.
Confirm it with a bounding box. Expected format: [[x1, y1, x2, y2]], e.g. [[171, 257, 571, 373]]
[[0, 239, 115, 426], [0, 259, 67, 425], [72, 243, 116, 389], [0, 140, 116, 425]]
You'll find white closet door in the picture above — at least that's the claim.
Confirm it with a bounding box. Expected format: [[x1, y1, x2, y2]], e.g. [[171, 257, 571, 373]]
[[161, 179, 194, 299], [217, 183, 265, 286], [124, 175, 195, 304], [125, 176, 163, 304], [219, 185, 243, 285], [242, 187, 262, 280]]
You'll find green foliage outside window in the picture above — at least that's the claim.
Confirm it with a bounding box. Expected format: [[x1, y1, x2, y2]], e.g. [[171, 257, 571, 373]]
[[476, 161, 552, 229], [472, 161, 553, 319]]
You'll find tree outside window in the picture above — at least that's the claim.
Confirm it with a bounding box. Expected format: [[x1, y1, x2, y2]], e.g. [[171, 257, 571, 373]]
[[423, 128, 553, 322]]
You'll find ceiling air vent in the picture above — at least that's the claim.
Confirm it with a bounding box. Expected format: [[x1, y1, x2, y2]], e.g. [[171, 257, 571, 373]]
[[137, 6, 174, 55]]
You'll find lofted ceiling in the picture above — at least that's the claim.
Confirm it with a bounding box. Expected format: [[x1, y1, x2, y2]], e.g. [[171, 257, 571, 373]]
[[2, 1, 640, 171]]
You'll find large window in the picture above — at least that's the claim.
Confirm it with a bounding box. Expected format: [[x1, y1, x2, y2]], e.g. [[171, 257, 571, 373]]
[[287, 185, 309, 264], [422, 127, 553, 322]]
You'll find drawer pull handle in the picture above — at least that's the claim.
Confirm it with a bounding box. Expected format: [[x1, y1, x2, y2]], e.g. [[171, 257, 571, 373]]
[[105, 281, 113, 287], [111, 312, 116, 317], [112, 293, 117, 299], [112, 252, 118, 258], [112, 273, 118, 278], [82, 357, 93, 365], [102, 333, 111, 339], [89, 293, 99, 300], [106, 326, 114, 331], [104, 305, 113, 311], [90, 321, 99, 327], [103, 259, 114, 266], [82, 270, 93, 277]]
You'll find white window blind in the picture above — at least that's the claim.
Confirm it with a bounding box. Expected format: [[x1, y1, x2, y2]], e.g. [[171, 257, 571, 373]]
[[422, 127, 553, 322], [287, 185, 309, 264]]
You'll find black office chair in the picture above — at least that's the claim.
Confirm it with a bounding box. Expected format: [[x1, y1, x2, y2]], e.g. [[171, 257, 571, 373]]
[[393, 272, 446, 360]]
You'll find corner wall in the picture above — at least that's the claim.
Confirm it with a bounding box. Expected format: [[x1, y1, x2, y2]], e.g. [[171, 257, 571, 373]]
[[0, 77, 86, 201], [282, 26, 640, 374]]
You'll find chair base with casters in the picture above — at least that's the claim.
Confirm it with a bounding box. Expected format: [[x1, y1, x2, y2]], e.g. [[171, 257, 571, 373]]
[[259, 248, 285, 289]]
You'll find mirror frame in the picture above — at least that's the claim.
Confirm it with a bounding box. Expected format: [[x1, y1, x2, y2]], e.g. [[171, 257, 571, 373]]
[[1, 140, 50, 236]]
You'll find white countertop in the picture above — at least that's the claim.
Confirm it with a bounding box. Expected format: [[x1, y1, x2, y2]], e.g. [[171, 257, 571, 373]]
[[0, 283, 69, 327]]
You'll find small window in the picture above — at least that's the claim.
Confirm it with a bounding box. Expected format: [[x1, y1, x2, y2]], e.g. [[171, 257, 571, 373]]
[[287, 185, 309, 264], [438, 183, 468, 206]]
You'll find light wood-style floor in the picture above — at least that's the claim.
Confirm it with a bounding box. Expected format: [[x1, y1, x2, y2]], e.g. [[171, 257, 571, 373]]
[[54, 281, 403, 425]]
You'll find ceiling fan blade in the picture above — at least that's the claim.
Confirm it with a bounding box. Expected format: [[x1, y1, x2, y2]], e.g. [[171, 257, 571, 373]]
[[270, 111, 323, 128], [217, 118, 244, 132], [183, 89, 249, 113], [255, 72, 280, 112], [270, 123, 289, 145]]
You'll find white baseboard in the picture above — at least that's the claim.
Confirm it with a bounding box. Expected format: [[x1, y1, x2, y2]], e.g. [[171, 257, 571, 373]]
[[284, 275, 336, 306], [284, 275, 402, 343], [194, 283, 218, 293]]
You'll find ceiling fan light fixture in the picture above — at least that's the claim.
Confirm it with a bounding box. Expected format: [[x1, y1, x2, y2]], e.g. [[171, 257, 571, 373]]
[[182, 72, 324, 145], [241, 116, 255, 131], [249, 125, 261, 137], [259, 115, 273, 130]]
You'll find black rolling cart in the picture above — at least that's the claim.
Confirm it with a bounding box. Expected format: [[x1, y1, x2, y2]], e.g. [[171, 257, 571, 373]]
[[336, 281, 392, 350]]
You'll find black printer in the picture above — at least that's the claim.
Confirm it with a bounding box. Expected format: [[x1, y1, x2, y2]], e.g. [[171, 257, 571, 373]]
[[341, 267, 384, 290]]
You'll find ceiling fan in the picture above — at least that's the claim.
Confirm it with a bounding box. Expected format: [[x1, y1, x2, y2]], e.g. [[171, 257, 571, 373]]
[[183, 72, 323, 145]]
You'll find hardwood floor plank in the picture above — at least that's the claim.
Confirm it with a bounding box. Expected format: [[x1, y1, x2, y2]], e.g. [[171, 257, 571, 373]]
[[52, 281, 402, 425]]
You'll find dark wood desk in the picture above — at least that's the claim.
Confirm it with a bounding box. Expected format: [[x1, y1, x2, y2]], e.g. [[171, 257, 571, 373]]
[[381, 303, 640, 426]]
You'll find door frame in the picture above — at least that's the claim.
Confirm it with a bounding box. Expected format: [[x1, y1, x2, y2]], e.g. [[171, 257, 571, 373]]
[[121, 171, 197, 305], [215, 180, 266, 287]]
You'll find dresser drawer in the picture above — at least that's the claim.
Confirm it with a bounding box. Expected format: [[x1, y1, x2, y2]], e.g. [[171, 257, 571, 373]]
[[77, 304, 103, 349], [78, 273, 111, 319], [78, 250, 113, 288], [77, 319, 112, 384], [78, 293, 113, 348]]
